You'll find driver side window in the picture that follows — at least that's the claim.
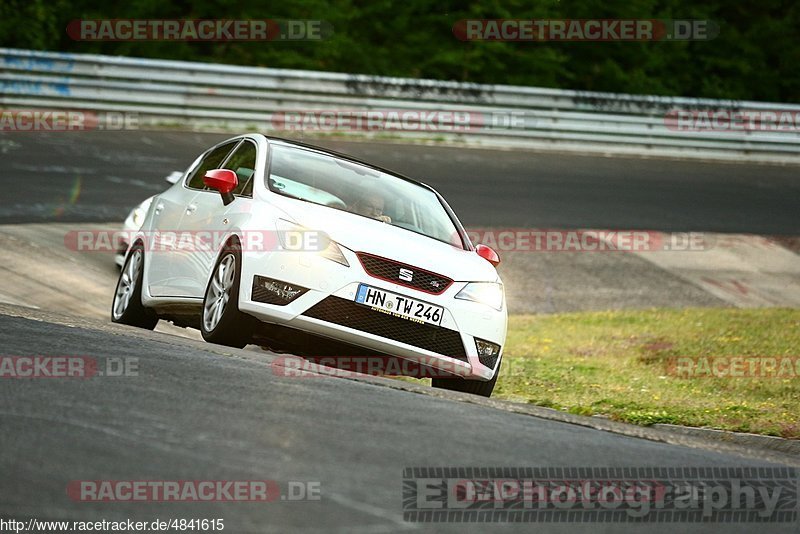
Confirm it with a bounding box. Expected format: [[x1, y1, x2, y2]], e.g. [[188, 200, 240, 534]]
[[223, 141, 258, 197], [186, 140, 239, 190]]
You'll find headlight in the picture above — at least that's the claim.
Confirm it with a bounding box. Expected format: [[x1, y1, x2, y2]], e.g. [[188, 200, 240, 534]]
[[319, 240, 349, 267], [455, 282, 504, 311], [127, 197, 153, 229], [131, 207, 145, 227], [275, 219, 349, 267]]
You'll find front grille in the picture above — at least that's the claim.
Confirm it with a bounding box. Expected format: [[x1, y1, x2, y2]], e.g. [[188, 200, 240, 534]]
[[357, 253, 452, 295], [303, 296, 467, 361]]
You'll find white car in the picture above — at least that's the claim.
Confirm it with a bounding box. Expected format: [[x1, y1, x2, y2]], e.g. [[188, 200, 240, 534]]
[[115, 171, 183, 267], [112, 135, 506, 396]]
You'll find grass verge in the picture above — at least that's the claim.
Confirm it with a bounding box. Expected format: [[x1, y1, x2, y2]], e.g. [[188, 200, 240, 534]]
[[494, 308, 800, 438]]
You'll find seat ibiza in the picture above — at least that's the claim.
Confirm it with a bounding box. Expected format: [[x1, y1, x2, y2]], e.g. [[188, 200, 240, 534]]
[[112, 135, 506, 396]]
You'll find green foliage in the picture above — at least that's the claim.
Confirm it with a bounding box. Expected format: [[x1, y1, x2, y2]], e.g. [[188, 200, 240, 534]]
[[1, 0, 796, 101]]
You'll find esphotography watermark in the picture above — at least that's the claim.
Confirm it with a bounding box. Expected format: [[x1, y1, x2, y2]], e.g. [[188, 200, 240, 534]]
[[403, 467, 798, 522]]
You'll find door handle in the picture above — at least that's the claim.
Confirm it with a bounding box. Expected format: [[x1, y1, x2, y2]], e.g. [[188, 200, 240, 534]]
[[154, 202, 164, 215], [185, 204, 197, 215]]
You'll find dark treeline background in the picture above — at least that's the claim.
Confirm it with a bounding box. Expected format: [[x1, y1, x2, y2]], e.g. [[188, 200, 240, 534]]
[[1, 0, 797, 102]]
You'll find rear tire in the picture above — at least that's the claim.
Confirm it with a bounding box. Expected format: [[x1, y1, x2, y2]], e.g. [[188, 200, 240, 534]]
[[201, 247, 254, 348], [432, 359, 501, 398], [111, 244, 158, 330]]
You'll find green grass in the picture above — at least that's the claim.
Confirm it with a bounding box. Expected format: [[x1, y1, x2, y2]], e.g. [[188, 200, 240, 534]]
[[493, 308, 800, 438]]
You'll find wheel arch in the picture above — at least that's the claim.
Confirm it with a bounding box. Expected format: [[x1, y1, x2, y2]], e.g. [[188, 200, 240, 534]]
[[203, 231, 246, 296]]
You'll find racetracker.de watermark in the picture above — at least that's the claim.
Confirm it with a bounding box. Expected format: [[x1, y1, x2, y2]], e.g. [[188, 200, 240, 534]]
[[453, 19, 719, 41], [270, 110, 527, 132], [67, 19, 333, 41], [0, 356, 138, 378], [64, 229, 331, 253], [466, 229, 710, 252], [67, 480, 321, 502], [667, 356, 800, 379], [0, 110, 138, 132], [403, 467, 798, 522], [67, 229, 712, 254], [271, 355, 516, 379], [665, 109, 800, 131]]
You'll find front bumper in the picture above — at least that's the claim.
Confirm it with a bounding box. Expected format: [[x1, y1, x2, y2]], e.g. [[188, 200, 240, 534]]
[[238, 248, 506, 380]]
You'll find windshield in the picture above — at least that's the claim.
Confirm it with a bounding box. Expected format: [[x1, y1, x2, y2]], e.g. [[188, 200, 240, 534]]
[[266, 144, 465, 248]]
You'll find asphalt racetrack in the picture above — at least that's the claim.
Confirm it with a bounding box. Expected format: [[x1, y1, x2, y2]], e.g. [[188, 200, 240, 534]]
[[0, 131, 798, 533], [1, 131, 799, 234], [0, 306, 797, 533]]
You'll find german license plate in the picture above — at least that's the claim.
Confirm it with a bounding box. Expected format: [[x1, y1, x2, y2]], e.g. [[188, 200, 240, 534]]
[[355, 284, 443, 326]]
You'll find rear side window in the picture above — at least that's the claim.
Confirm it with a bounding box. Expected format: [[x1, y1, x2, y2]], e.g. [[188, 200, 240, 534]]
[[186, 140, 239, 190], [223, 141, 258, 197]]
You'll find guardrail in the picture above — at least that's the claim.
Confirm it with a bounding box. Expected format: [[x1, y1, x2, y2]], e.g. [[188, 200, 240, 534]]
[[2, 47, 800, 163]]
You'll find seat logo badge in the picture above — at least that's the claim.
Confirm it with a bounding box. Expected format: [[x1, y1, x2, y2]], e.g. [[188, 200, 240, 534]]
[[399, 268, 414, 282]]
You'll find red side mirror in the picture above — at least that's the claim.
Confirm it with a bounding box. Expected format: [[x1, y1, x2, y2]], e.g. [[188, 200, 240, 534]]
[[203, 169, 238, 194], [203, 169, 238, 206], [476, 244, 500, 266]]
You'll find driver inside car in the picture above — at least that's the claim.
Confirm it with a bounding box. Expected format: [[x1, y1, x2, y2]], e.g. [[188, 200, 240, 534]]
[[350, 190, 392, 223]]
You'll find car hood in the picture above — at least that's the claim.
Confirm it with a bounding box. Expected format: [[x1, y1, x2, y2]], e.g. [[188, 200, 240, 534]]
[[268, 195, 499, 282]]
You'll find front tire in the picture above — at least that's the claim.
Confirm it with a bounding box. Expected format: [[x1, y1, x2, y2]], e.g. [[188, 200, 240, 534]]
[[111, 244, 158, 330], [201, 248, 254, 348], [432, 359, 501, 398]]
